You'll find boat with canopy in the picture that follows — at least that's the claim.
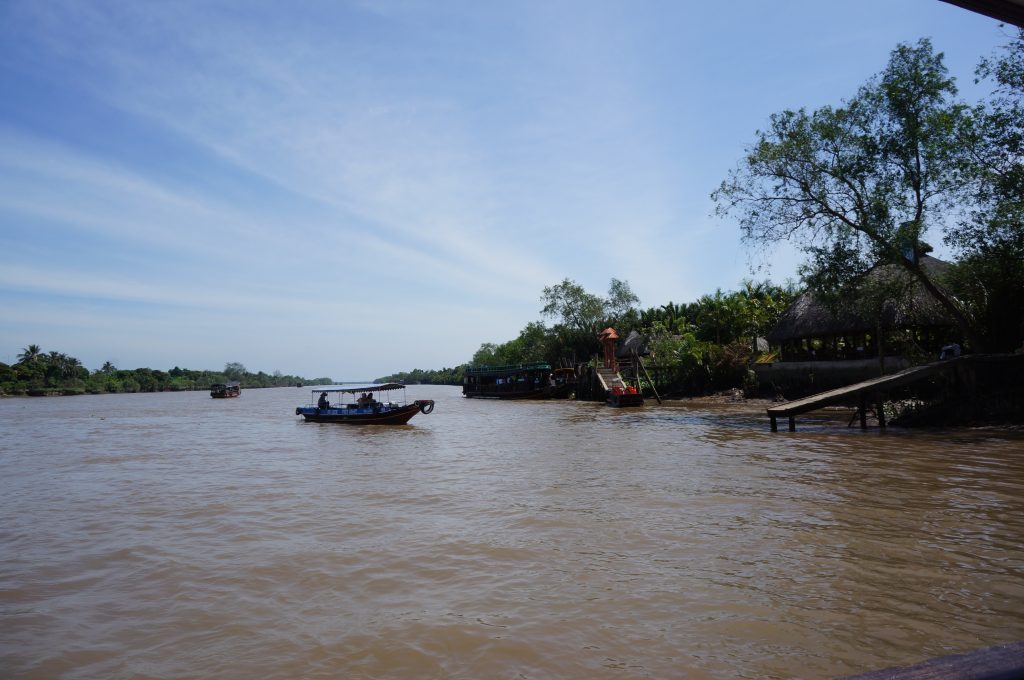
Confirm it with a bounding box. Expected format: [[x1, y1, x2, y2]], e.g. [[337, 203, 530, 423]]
[[295, 383, 434, 425]]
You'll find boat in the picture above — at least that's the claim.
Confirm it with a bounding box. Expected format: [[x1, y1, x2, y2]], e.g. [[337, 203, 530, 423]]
[[210, 381, 241, 398], [608, 384, 644, 407], [550, 366, 577, 399], [463, 362, 560, 399], [295, 383, 435, 425]]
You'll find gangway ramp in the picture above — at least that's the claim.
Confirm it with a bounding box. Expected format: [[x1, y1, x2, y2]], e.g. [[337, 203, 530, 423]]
[[766, 360, 951, 432]]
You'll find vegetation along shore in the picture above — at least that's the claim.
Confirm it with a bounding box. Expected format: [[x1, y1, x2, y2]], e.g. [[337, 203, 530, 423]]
[[7, 33, 1023, 428], [0, 346, 332, 396]]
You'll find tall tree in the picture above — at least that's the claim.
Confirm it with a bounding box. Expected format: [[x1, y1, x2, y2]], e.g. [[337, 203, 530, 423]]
[[224, 362, 247, 380], [540, 279, 608, 337], [17, 344, 41, 364], [947, 29, 1024, 351], [713, 39, 974, 342]]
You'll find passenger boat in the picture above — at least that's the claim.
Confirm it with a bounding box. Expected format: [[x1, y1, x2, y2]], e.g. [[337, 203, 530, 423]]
[[463, 362, 559, 399], [295, 383, 435, 425], [210, 382, 241, 398]]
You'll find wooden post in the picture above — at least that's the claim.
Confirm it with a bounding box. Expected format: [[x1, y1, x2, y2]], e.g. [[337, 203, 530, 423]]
[[788, 416, 796, 432], [770, 416, 777, 432], [859, 394, 868, 429], [876, 392, 886, 429]]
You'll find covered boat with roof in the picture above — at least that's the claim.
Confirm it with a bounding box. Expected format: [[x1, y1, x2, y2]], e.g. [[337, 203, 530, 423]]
[[295, 383, 435, 424]]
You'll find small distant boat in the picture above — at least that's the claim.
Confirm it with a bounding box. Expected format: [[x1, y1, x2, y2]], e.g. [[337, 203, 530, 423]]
[[463, 362, 574, 399], [210, 382, 241, 398], [295, 383, 435, 425]]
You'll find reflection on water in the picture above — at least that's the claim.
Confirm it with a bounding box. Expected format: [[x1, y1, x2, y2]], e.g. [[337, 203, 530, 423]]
[[1, 387, 1022, 679]]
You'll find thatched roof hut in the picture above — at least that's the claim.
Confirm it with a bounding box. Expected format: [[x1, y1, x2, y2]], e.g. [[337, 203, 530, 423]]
[[767, 256, 957, 344]]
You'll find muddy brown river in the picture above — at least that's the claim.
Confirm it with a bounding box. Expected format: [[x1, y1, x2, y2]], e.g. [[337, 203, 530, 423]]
[[2, 386, 1022, 678]]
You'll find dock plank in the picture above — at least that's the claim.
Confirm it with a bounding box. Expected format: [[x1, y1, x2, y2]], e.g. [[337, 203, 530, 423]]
[[765, 359, 955, 431]]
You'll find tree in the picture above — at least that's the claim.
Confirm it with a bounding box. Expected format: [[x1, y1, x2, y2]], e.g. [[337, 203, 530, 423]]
[[713, 39, 974, 343], [540, 279, 606, 337], [605, 278, 640, 325], [17, 344, 41, 364], [224, 362, 247, 381], [946, 29, 1024, 351]]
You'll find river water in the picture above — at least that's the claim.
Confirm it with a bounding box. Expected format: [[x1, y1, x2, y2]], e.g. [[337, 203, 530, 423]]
[[1, 386, 1022, 679]]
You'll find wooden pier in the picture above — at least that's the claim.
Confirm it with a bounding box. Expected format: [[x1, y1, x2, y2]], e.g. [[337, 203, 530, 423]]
[[766, 353, 1024, 431], [767, 358, 952, 432]]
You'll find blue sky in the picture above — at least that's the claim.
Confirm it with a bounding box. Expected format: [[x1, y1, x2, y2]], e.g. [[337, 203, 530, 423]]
[[0, 1, 1014, 380]]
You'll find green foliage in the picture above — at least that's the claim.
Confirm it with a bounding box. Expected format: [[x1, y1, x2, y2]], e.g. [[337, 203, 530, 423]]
[[0, 346, 327, 395], [375, 366, 466, 385], [713, 38, 973, 340], [539, 278, 641, 361], [471, 321, 557, 368], [945, 30, 1024, 352]]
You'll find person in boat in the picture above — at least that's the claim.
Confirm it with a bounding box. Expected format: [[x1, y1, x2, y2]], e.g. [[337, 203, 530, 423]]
[[318, 392, 329, 409]]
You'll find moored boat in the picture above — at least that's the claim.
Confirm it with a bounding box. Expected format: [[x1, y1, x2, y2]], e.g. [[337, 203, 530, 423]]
[[608, 384, 643, 407], [463, 362, 556, 399], [211, 382, 241, 398], [295, 383, 434, 425], [550, 366, 577, 399]]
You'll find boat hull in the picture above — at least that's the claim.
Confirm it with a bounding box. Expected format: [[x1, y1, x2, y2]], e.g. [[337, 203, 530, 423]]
[[297, 402, 424, 425], [463, 387, 551, 400]]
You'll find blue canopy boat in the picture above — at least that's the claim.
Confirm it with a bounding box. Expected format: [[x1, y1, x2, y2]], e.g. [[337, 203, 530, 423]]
[[295, 383, 434, 425]]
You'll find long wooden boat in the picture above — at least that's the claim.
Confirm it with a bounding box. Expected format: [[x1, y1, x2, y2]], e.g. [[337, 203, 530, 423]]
[[210, 382, 241, 398], [295, 383, 434, 425], [463, 362, 562, 399]]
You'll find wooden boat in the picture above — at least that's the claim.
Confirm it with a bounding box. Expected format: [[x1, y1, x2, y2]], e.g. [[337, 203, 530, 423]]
[[550, 367, 577, 399], [210, 382, 241, 398], [295, 383, 435, 425], [463, 362, 558, 399], [608, 384, 643, 407]]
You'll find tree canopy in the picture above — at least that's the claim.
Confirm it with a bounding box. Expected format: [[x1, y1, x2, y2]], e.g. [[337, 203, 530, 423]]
[[945, 29, 1024, 351], [713, 39, 976, 342]]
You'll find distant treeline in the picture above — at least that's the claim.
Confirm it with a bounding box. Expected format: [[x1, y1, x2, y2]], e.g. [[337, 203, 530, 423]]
[[1, 347, 333, 396], [375, 366, 466, 386]]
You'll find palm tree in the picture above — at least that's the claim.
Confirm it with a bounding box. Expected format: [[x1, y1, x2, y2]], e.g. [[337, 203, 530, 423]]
[[17, 344, 41, 364]]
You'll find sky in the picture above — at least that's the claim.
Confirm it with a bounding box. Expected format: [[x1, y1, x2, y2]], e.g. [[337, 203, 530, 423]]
[[0, 1, 1015, 380]]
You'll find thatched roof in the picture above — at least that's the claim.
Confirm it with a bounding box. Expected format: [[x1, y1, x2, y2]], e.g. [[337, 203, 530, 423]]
[[618, 329, 649, 357], [767, 255, 957, 343]]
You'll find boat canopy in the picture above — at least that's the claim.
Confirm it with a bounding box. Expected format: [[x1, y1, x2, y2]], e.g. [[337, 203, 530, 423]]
[[312, 383, 407, 394]]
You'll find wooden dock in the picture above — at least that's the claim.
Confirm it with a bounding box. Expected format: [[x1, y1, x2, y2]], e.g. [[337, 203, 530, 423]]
[[766, 359, 952, 432]]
